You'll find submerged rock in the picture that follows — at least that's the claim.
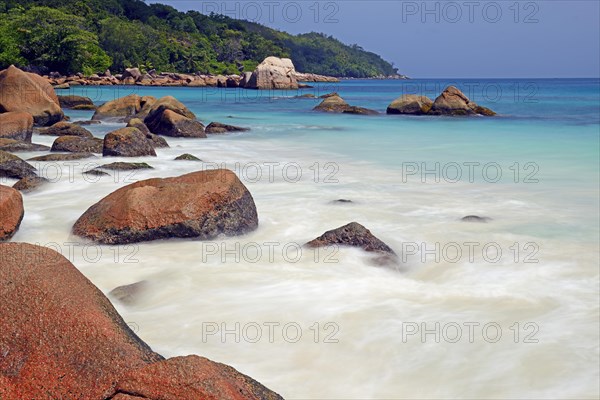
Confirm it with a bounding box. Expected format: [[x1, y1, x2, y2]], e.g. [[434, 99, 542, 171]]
[[461, 215, 492, 223], [12, 176, 48, 192], [96, 162, 154, 171], [0, 150, 37, 179], [342, 106, 379, 115], [386, 94, 433, 115], [109, 281, 148, 305], [0, 185, 24, 240], [306, 222, 396, 256], [331, 199, 353, 204], [73, 169, 258, 244], [175, 153, 202, 161], [205, 122, 250, 134], [28, 152, 94, 161]]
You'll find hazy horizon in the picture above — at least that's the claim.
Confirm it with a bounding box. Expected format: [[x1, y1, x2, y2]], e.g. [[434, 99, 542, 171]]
[[153, 0, 600, 79]]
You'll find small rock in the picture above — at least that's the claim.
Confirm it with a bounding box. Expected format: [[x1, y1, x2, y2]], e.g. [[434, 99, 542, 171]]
[[73, 120, 101, 126], [12, 176, 48, 192], [109, 281, 148, 305], [0, 150, 37, 179], [0, 139, 49, 152], [83, 169, 110, 177], [306, 222, 396, 256], [320, 92, 339, 98], [461, 215, 492, 223], [40, 121, 93, 138], [51, 136, 103, 154], [342, 106, 379, 115], [58, 95, 95, 109], [205, 122, 250, 134], [28, 153, 94, 162], [174, 153, 201, 161], [97, 162, 153, 171]]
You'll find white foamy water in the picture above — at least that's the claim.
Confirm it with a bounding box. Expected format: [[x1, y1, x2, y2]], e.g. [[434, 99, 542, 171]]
[[6, 103, 599, 399]]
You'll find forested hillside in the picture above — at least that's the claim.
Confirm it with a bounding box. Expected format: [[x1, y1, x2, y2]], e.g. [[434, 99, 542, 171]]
[[0, 0, 399, 77]]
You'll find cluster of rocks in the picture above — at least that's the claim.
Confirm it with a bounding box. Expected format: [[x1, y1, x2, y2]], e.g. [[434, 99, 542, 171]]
[[48, 57, 338, 90], [387, 86, 496, 116], [0, 58, 502, 399], [309, 86, 496, 117]]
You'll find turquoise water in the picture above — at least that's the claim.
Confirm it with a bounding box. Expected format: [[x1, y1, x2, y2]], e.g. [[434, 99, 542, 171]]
[[22, 79, 600, 399]]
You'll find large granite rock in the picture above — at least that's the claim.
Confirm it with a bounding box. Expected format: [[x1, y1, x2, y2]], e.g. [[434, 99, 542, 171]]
[[387, 94, 433, 115], [429, 86, 496, 116], [103, 127, 157, 157], [0, 65, 64, 126], [92, 94, 156, 121], [145, 109, 205, 138], [142, 96, 204, 138], [73, 169, 258, 244], [246, 56, 298, 90], [0, 242, 282, 399], [0, 185, 24, 240], [0, 112, 34, 142]]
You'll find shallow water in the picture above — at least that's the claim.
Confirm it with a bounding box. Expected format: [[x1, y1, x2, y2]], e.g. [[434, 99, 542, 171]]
[[6, 79, 599, 399]]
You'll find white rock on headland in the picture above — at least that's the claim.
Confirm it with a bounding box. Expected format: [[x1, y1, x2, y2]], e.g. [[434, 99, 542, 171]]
[[245, 56, 299, 90]]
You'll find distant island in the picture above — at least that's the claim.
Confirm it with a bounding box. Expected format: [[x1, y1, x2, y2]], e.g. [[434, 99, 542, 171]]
[[0, 0, 400, 78]]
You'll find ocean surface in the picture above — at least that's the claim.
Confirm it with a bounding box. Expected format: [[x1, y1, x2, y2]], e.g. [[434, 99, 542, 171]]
[[6, 79, 599, 399]]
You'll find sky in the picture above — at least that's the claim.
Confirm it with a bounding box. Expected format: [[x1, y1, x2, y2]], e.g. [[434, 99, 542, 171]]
[[152, 1, 600, 78]]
